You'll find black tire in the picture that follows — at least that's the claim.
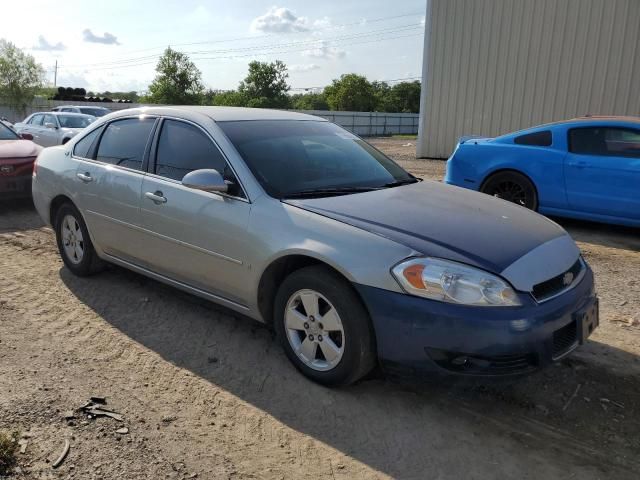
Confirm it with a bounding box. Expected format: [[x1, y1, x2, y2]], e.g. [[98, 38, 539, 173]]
[[274, 265, 376, 386], [481, 171, 538, 210], [54, 203, 104, 276]]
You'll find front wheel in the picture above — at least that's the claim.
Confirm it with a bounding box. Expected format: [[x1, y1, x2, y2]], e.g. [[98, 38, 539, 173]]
[[481, 171, 538, 210], [274, 266, 376, 386]]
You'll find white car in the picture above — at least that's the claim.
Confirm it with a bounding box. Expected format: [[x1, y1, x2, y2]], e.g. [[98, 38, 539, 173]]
[[51, 105, 111, 117], [14, 112, 95, 147]]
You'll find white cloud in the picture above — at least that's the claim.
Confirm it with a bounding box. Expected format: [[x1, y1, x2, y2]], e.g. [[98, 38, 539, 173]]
[[82, 29, 120, 45], [289, 63, 321, 72], [303, 42, 346, 60], [32, 35, 66, 51], [250, 7, 309, 33]]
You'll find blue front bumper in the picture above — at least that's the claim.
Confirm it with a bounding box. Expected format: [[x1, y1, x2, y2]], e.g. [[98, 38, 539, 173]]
[[354, 267, 598, 377]]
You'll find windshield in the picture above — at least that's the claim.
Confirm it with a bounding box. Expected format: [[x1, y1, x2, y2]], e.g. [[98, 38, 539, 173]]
[[58, 115, 94, 128], [218, 120, 415, 198], [79, 108, 109, 117], [0, 122, 19, 140]]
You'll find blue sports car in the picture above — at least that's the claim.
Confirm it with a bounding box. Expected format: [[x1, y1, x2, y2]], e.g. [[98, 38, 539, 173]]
[[445, 116, 640, 227]]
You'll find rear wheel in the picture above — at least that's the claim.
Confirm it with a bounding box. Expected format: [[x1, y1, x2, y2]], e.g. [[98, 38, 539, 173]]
[[274, 266, 376, 386], [481, 171, 538, 210], [54, 203, 104, 276]]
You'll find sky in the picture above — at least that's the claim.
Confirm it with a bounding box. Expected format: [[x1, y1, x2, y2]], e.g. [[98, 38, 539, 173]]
[[2, 0, 427, 94]]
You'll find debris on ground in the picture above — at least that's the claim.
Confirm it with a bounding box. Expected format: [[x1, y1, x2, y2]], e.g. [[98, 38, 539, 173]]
[[0, 431, 19, 476], [17, 439, 28, 455], [79, 398, 124, 422], [52, 439, 70, 469], [116, 427, 129, 435], [562, 384, 582, 412]]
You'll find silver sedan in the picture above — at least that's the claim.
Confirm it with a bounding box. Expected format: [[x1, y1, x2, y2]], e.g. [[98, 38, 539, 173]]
[[31, 107, 597, 386], [14, 111, 95, 147]]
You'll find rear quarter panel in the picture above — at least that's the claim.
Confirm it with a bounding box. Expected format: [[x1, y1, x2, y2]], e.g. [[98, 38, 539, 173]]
[[446, 137, 568, 209]]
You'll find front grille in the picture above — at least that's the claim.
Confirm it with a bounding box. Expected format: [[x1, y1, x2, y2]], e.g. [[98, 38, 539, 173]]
[[552, 320, 578, 359], [532, 258, 583, 302]]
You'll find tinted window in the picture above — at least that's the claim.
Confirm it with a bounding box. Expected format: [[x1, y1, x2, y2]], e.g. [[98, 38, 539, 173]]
[[73, 127, 103, 158], [569, 127, 640, 158], [218, 120, 414, 198], [29, 115, 44, 126], [0, 122, 19, 140], [95, 118, 155, 170], [514, 130, 552, 146], [155, 120, 228, 181], [79, 107, 109, 117]]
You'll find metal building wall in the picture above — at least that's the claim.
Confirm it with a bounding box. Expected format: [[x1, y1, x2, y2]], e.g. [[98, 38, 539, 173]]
[[417, 0, 640, 158]]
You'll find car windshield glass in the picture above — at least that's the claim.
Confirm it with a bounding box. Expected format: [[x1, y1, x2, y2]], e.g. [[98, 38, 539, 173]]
[[58, 115, 93, 128], [218, 120, 415, 198], [80, 108, 109, 117], [0, 122, 19, 140]]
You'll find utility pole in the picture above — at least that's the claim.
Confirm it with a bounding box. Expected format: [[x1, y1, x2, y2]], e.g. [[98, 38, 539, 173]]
[[54, 60, 58, 87]]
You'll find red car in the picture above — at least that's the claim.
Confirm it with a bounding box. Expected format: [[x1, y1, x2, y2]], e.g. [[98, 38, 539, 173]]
[[0, 121, 42, 199]]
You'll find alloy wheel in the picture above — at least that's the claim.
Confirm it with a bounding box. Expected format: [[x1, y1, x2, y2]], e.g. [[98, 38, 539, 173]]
[[61, 214, 85, 264], [284, 289, 345, 372]]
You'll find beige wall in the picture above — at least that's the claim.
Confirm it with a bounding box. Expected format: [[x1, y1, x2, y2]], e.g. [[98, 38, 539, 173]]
[[417, 0, 640, 158]]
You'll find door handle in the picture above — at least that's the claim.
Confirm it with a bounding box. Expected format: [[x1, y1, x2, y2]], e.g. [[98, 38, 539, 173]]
[[568, 161, 587, 169], [76, 172, 93, 182], [145, 191, 167, 204]]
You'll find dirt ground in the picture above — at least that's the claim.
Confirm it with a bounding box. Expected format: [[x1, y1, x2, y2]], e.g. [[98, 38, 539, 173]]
[[1, 137, 639, 480]]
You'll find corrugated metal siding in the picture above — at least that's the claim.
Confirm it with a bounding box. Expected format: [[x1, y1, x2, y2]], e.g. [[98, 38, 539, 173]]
[[417, 0, 640, 158]]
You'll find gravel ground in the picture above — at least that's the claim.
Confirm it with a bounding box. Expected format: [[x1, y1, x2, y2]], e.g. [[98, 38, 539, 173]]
[[0, 137, 639, 479]]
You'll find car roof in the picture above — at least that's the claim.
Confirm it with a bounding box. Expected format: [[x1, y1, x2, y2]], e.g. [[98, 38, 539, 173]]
[[32, 111, 93, 117], [107, 106, 327, 123]]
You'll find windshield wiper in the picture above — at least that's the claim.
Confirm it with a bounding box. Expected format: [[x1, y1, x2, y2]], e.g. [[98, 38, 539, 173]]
[[382, 178, 421, 188], [283, 186, 379, 199]]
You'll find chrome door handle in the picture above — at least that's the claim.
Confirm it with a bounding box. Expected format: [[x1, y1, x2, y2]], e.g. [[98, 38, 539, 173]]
[[145, 191, 167, 204], [76, 172, 93, 182]]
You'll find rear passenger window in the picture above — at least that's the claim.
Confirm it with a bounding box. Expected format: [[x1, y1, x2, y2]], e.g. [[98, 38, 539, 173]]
[[73, 127, 103, 159], [514, 130, 552, 146], [569, 127, 640, 158], [155, 120, 228, 182], [95, 117, 155, 171]]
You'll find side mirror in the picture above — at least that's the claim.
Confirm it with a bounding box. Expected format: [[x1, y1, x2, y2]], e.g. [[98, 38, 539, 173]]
[[44, 122, 57, 129], [182, 169, 228, 193], [20, 133, 34, 140]]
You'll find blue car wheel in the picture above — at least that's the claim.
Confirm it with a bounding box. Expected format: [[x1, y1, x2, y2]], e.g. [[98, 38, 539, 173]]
[[481, 171, 538, 211]]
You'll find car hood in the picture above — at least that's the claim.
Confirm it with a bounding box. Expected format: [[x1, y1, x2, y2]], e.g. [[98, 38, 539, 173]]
[[0, 139, 42, 159], [284, 181, 573, 279]]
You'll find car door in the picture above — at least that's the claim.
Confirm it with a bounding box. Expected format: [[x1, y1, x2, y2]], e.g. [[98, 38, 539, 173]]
[[73, 116, 158, 262], [25, 114, 46, 145], [565, 126, 640, 220], [41, 114, 61, 146], [138, 118, 252, 306]]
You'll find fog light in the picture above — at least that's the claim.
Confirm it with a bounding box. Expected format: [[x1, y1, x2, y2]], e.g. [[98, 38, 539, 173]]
[[451, 356, 468, 366]]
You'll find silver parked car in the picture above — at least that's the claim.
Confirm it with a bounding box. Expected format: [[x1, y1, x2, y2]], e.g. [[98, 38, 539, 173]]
[[14, 112, 95, 147], [32, 107, 598, 386]]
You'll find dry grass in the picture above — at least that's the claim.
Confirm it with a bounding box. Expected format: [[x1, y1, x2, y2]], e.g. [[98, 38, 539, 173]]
[[0, 431, 18, 476]]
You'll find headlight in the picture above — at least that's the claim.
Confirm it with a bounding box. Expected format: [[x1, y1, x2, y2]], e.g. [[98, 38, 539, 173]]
[[391, 257, 521, 307]]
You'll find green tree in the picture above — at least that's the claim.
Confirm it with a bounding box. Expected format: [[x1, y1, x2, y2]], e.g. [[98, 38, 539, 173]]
[[371, 80, 393, 112], [291, 92, 329, 111], [388, 81, 422, 113], [146, 47, 204, 105], [238, 60, 290, 109], [0, 40, 44, 115], [209, 90, 247, 107], [324, 74, 376, 112]]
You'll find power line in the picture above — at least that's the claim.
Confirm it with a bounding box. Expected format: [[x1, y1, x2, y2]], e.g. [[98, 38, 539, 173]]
[[61, 23, 424, 69], [289, 76, 422, 92], [59, 32, 423, 72]]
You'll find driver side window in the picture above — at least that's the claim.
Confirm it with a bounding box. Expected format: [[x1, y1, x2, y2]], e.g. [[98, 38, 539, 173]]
[[154, 119, 244, 197]]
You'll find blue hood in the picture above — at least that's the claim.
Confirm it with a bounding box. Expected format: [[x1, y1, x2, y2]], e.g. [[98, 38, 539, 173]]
[[284, 181, 566, 274]]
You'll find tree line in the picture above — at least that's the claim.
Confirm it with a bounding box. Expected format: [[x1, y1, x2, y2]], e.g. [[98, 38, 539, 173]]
[[0, 40, 421, 115], [141, 47, 421, 113]]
